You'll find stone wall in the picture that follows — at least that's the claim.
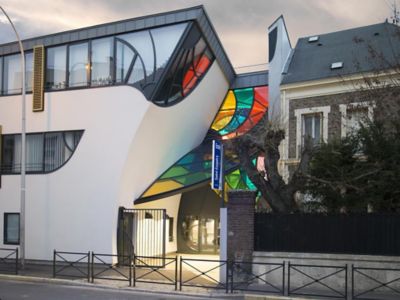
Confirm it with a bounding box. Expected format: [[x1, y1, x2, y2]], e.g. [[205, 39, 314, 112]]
[[288, 90, 368, 159]]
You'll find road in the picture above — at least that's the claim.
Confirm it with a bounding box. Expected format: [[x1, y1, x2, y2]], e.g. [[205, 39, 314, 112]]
[[0, 279, 233, 300]]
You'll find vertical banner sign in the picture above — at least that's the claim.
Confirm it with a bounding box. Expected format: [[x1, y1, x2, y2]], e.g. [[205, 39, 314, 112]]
[[212, 140, 224, 190]]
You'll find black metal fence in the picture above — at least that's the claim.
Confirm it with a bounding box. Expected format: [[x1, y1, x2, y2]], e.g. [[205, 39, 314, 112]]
[[53, 250, 90, 281], [255, 213, 400, 256], [352, 265, 400, 300], [180, 258, 229, 293], [0, 247, 18, 275], [230, 261, 284, 295], [91, 253, 132, 285], [15, 250, 400, 299], [288, 263, 347, 299], [133, 255, 178, 290]]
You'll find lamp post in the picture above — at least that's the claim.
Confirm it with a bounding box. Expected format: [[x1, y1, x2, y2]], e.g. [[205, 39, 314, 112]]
[[0, 6, 26, 268]]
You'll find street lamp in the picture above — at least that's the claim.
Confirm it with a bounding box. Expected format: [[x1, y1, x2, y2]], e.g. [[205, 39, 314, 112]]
[[0, 6, 26, 268]]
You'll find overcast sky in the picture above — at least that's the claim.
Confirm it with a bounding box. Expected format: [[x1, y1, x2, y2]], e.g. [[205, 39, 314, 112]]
[[0, 0, 396, 72]]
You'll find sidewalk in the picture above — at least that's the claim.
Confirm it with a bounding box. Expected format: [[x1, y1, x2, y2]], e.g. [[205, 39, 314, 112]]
[[0, 262, 317, 300]]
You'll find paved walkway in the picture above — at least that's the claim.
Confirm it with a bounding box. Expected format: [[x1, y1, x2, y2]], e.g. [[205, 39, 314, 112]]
[[0, 261, 315, 300]]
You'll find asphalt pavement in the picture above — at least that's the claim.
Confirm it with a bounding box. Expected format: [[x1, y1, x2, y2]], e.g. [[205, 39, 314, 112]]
[[0, 279, 234, 300]]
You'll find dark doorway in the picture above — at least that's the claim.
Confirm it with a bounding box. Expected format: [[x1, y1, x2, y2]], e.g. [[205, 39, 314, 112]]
[[178, 185, 221, 254]]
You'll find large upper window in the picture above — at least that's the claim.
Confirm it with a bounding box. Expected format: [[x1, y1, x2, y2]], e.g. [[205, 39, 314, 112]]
[[91, 37, 113, 86], [4, 213, 19, 245], [115, 22, 188, 97], [46, 46, 67, 89], [1, 130, 83, 174], [151, 24, 214, 106], [3, 54, 22, 95], [0, 21, 213, 106], [69, 43, 89, 87]]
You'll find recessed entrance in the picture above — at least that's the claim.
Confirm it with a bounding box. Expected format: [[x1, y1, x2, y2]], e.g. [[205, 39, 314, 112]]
[[178, 185, 221, 254], [182, 216, 219, 253]]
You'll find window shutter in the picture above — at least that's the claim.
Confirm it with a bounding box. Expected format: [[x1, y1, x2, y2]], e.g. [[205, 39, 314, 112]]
[[33, 45, 45, 112]]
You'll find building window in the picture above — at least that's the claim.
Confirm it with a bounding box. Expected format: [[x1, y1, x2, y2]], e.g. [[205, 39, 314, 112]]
[[302, 113, 322, 147], [68, 42, 89, 87], [46, 46, 67, 89], [294, 106, 330, 158], [3, 54, 22, 95], [91, 37, 113, 86], [25, 52, 33, 92], [151, 24, 214, 106], [340, 103, 374, 138], [4, 213, 19, 245], [1, 130, 83, 174]]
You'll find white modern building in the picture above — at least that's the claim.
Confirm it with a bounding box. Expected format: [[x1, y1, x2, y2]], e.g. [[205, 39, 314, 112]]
[[0, 6, 269, 261]]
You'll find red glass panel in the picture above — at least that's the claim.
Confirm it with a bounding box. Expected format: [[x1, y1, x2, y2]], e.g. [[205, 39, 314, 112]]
[[254, 86, 269, 107], [182, 55, 211, 96]]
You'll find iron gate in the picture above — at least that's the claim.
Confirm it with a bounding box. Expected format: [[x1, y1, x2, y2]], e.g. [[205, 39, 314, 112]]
[[119, 208, 166, 267]]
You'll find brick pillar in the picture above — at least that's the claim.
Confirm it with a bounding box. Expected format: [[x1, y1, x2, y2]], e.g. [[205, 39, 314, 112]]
[[227, 190, 256, 262]]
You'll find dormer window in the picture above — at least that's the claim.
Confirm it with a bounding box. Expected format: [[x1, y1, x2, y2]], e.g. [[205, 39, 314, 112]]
[[331, 62, 344, 69]]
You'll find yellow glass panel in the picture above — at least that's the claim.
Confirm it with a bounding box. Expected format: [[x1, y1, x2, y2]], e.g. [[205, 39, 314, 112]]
[[143, 180, 183, 197], [212, 91, 236, 130], [212, 112, 234, 130], [222, 90, 236, 110]]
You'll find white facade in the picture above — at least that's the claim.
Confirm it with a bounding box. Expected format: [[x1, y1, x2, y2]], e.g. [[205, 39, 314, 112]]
[[0, 62, 228, 260]]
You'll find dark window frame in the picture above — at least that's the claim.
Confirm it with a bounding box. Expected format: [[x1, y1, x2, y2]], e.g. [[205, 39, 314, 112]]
[[0, 21, 212, 107], [4, 212, 20, 245], [0, 129, 84, 175]]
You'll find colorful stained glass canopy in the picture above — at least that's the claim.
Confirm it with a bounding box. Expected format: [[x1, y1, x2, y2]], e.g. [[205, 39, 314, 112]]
[[137, 85, 269, 203], [212, 86, 268, 139]]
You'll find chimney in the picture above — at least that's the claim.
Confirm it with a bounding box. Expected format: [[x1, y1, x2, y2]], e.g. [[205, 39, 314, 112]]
[[267, 16, 292, 122]]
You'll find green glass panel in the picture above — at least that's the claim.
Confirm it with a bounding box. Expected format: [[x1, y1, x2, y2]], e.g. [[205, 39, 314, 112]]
[[174, 172, 209, 185], [178, 153, 196, 165], [160, 166, 189, 179], [234, 88, 253, 106], [226, 170, 241, 188]]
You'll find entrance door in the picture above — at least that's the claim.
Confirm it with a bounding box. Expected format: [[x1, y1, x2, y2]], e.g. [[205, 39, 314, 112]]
[[182, 216, 219, 253]]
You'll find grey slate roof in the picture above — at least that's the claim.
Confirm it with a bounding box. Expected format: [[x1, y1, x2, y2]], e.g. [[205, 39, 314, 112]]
[[231, 70, 269, 89], [0, 5, 235, 84], [282, 22, 400, 85]]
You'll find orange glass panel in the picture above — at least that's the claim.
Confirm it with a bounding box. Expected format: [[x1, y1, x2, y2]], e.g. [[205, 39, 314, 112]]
[[182, 55, 211, 96]]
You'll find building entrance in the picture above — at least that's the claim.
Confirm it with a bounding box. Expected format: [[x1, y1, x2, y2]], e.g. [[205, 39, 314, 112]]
[[178, 185, 221, 254], [182, 216, 219, 253]]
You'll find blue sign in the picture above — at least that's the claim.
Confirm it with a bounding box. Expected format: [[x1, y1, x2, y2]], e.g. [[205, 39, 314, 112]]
[[211, 140, 224, 190]]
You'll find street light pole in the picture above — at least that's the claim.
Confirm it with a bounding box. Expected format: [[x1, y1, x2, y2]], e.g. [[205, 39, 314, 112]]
[[0, 6, 26, 268]]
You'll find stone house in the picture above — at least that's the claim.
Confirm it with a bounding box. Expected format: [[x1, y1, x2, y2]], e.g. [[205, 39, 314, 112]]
[[277, 21, 400, 179]]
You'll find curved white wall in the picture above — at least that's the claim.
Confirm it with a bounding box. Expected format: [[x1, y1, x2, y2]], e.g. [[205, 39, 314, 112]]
[[0, 62, 228, 260]]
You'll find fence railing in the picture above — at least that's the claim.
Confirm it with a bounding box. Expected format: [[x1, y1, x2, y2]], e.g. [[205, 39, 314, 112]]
[[133, 255, 178, 290], [12, 251, 400, 300], [352, 265, 400, 300], [0, 247, 18, 275], [91, 253, 132, 285], [180, 258, 229, 293], [231, 261, 285, 295], [288, 262, 348, 299], [53, 250, 90, 281]]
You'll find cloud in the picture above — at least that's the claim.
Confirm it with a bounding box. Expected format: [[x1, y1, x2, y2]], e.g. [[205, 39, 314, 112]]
[[0, 0, 392, 69]]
